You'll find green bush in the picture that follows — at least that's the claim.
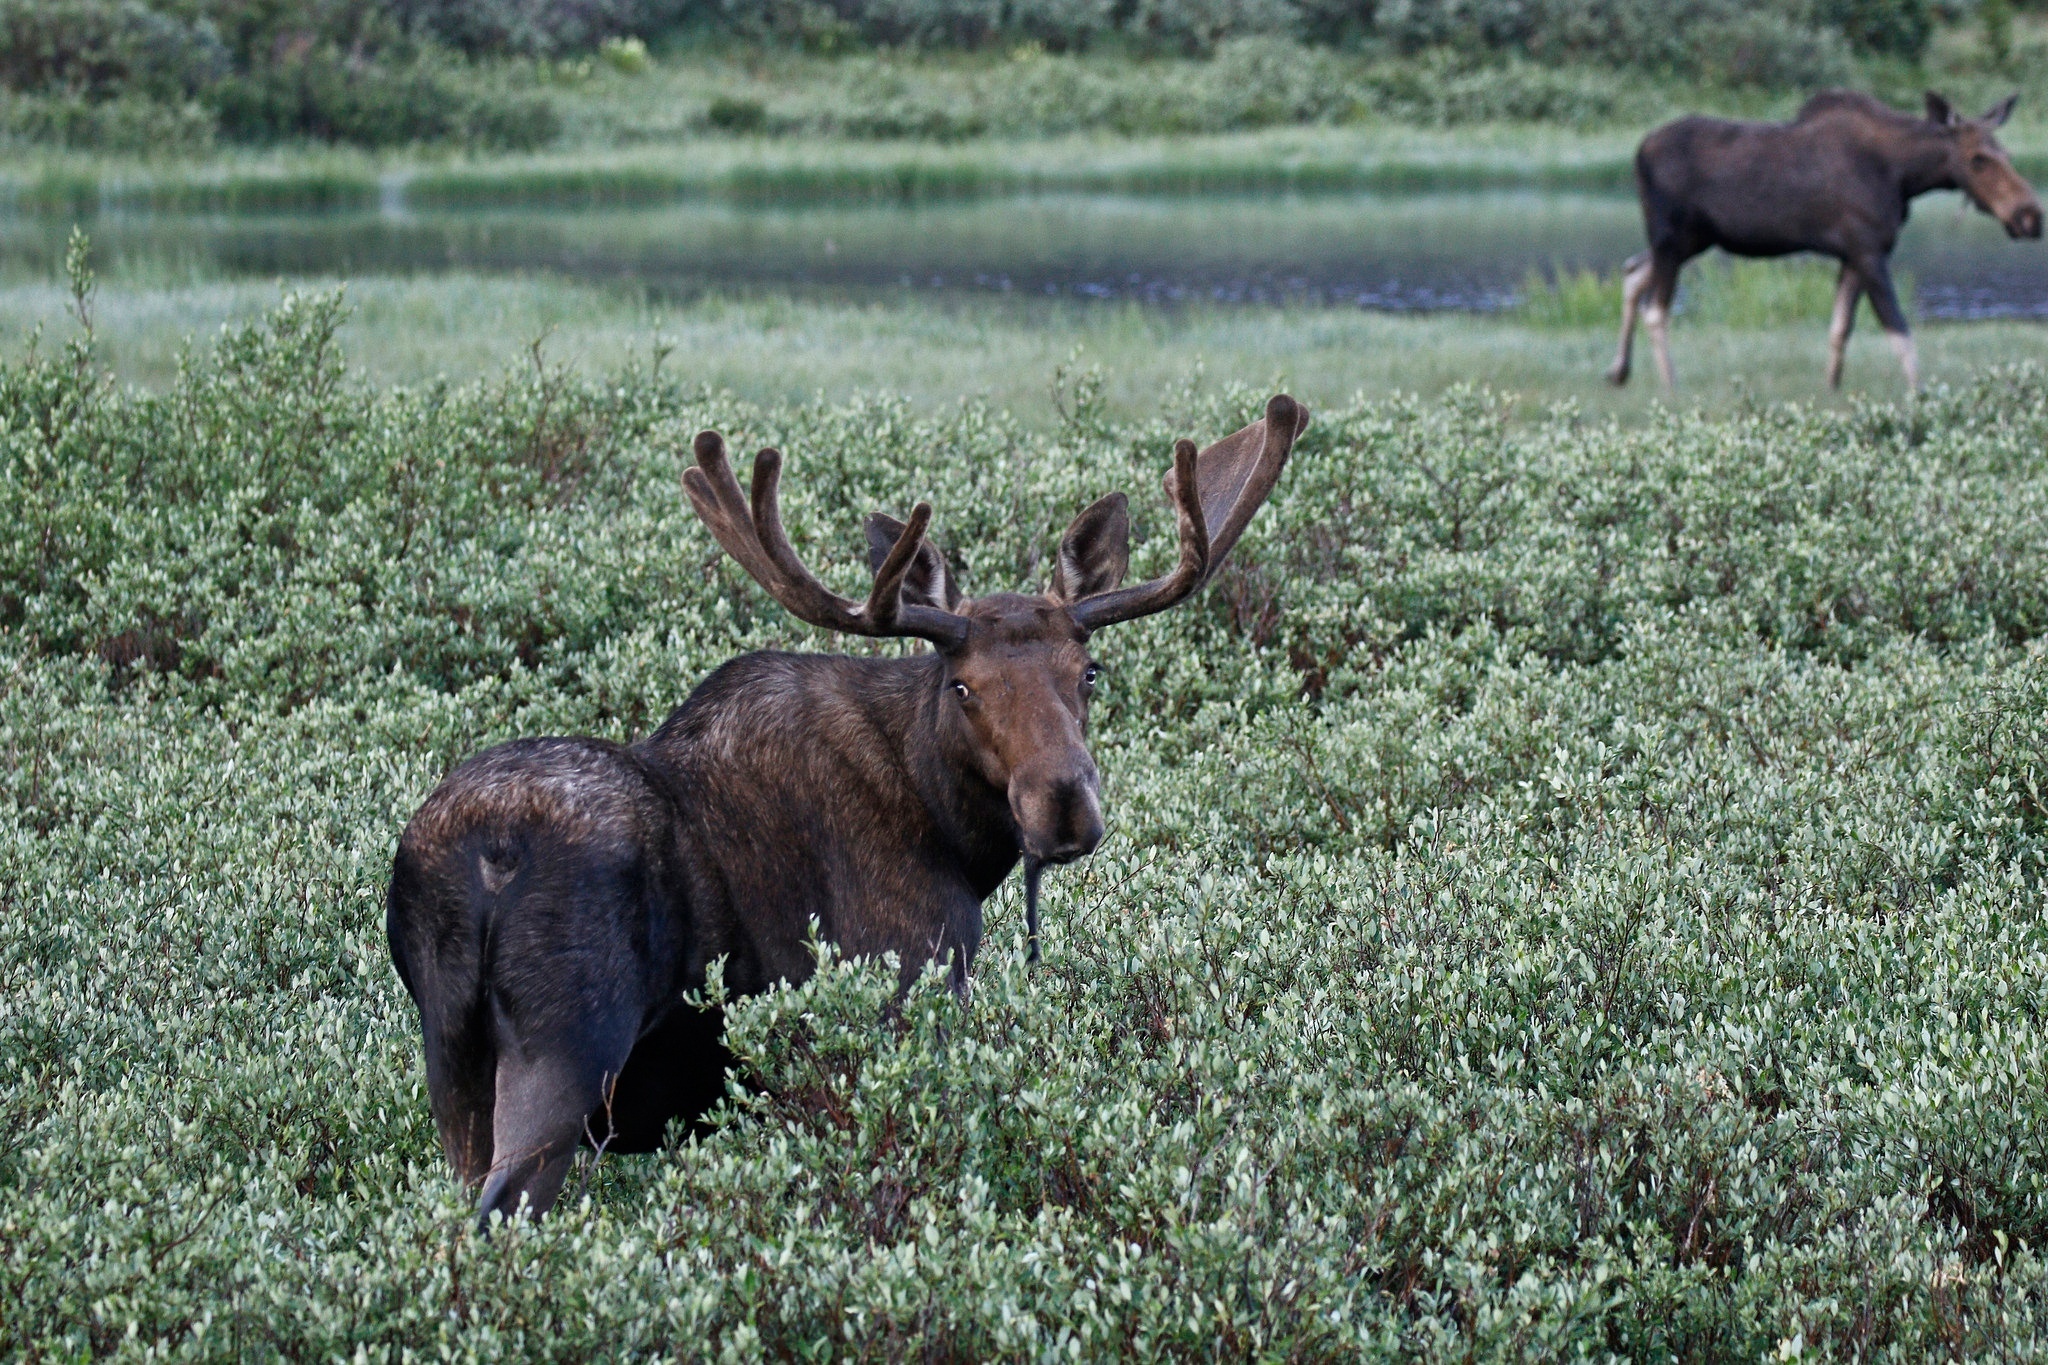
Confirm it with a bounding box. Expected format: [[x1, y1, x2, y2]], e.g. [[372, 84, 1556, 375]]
[[1817, 0, 1936, 57], [0, 89, 218, 152], [391, 0, 696, 56], [0, 0, 229, 102], [7, 286, 2048, 1354], [210, 49, 559, 147]]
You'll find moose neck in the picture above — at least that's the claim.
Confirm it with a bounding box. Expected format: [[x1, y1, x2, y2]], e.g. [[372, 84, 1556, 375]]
[[1892, 123, 1962, 200]]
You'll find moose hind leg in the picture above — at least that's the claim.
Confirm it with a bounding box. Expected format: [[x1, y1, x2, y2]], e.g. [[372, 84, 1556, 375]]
[[476, 998, 638, 1225], [1859, 256, 1918, 390], [1607, 252, 1652, 385], [1826, 263, 1861, 390]]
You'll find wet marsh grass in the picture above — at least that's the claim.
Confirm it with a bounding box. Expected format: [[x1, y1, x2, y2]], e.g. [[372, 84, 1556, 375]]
[[0, 271, 2030, 425], [0, 128, 1654, 216], [1521, 255, 1911, 329]]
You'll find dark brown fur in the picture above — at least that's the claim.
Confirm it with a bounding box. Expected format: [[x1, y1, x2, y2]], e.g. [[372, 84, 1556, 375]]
[[386, 395, 1309, 1223], [1609, 90, 2042, 390]]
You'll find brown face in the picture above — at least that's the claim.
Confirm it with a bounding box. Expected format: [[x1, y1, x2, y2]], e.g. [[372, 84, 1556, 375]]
[[685, 394, 1306, 876], [939, 595, 1104, 864], [1943, 96, 2044, 240]]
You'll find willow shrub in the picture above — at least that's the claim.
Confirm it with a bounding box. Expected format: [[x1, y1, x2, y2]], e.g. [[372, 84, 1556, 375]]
[[6, 289, 2048, 1358]]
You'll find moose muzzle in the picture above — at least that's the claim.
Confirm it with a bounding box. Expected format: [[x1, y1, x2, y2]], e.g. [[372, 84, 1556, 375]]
[[1010, 764, 1104, 865]]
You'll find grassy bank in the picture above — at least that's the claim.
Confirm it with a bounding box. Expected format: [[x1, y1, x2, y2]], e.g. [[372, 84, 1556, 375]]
[[17, 118, 2048, 216], [0, 126, 1655, 217], [7, 290, 2048, 1355], [0, 271, 2033, 424]]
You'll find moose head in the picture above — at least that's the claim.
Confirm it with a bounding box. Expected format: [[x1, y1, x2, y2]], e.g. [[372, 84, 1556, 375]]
[[683, 392, 1310, 870], [1928, 91, 2044, 240]]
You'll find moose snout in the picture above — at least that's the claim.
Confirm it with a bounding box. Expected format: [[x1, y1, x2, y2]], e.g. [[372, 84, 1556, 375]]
[[1011, 769, 1104, 864], [2011, 203, 2045, 240]]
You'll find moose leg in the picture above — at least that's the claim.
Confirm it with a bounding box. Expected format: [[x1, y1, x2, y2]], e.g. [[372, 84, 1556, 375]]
[[1826, 263, 1862, 390], [1607, 252, 1653, 385], [1644, 259, 1680, 390], [1859, 257, 1918, 390]]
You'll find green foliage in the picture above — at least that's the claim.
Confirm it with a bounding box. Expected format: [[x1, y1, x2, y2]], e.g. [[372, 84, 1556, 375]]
[[1519, 256, 1896, 330], [1985, 0, 2017, 64], [0, 0, 230, 103], [0, 0, 2000, 153], [210, 50, 560, 148], [711, 0, 1916, 71], [392, 0, 695, 57], [0, 0, 561, 150], [1516, 264, 1616, 326], [0, 89, 219, 153], [7, 287, 2048, 1354], [1817, 0, 1937, 57]]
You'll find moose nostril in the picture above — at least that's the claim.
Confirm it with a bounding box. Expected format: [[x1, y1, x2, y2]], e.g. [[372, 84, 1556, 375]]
[[1053, 782, 1104, 860]]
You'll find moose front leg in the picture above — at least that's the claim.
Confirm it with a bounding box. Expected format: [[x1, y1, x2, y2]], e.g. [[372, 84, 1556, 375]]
[[946, 895, 984, 1003], [1858, 255, 1918, 390]]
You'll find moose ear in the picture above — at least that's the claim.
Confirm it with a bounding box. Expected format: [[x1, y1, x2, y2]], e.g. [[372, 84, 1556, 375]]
[[1048, 492, 1130, 603], [864, 512, 963, 611], [1926, 91, 1959, 126], [1984, 93, 2019, 128]]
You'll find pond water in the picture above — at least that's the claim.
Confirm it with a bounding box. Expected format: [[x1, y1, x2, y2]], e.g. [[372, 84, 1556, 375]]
[[9, 189, 2048, 318]]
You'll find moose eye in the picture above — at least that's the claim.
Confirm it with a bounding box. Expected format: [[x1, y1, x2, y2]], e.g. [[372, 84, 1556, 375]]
[[950, 680, 972, 701], [1082, 665, 1102, 687]]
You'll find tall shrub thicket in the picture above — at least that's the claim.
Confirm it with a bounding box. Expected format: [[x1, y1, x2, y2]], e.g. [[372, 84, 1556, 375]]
[[0, 0, 561, 150], [6, 288, 2048, 1354], [0, 0, 1959, 149], [729, 0, 1932, 66]]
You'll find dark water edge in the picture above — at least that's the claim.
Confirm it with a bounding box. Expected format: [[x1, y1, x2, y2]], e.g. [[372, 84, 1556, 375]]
[[7, 190, 2048, 321]]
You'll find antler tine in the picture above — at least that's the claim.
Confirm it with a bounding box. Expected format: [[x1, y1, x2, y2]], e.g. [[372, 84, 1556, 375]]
[[1189, 393, 1304, 582], [1070, 393, 1307, 630], [744, 446, 863, 632], [863, 502, 933, 630], [684, 429, 968, 646], [682, 430, 785, 592]]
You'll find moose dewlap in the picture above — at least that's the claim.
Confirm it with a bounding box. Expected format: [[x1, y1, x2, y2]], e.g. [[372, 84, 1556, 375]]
[[384, 394, 1309, 1223]]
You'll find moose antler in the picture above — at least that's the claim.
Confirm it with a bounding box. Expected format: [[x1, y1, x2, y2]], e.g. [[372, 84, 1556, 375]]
[[683, 430, 970, 647], [1070, 393, 1308, 629]]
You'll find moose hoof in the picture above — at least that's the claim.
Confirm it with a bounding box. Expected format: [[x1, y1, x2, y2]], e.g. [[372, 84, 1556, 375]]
[[1605, 364, 1630, 387]]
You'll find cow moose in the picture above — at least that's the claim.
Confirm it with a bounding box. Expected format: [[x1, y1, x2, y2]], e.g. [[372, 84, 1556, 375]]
[[1609, 90, 2043, 391], [385, 394, 1310, 1223]]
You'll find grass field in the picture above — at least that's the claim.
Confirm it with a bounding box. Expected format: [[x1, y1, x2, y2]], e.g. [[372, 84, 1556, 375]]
[[6, 283, 2048, 1355], [0, 269, 2037, 425]]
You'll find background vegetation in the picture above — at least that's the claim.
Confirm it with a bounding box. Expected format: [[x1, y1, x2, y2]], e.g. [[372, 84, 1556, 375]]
[[0, 0, 2043, 153], [6, 266, 2048, 1354], [0, 265, 2030, 423]]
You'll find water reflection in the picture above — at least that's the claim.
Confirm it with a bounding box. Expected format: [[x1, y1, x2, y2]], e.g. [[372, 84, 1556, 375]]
[[6, 190, 2046, 319]]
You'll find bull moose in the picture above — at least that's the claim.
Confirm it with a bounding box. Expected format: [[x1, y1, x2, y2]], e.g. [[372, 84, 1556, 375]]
[[386, 395, 1309, 1223], [1609, 90, 2043, 391]]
